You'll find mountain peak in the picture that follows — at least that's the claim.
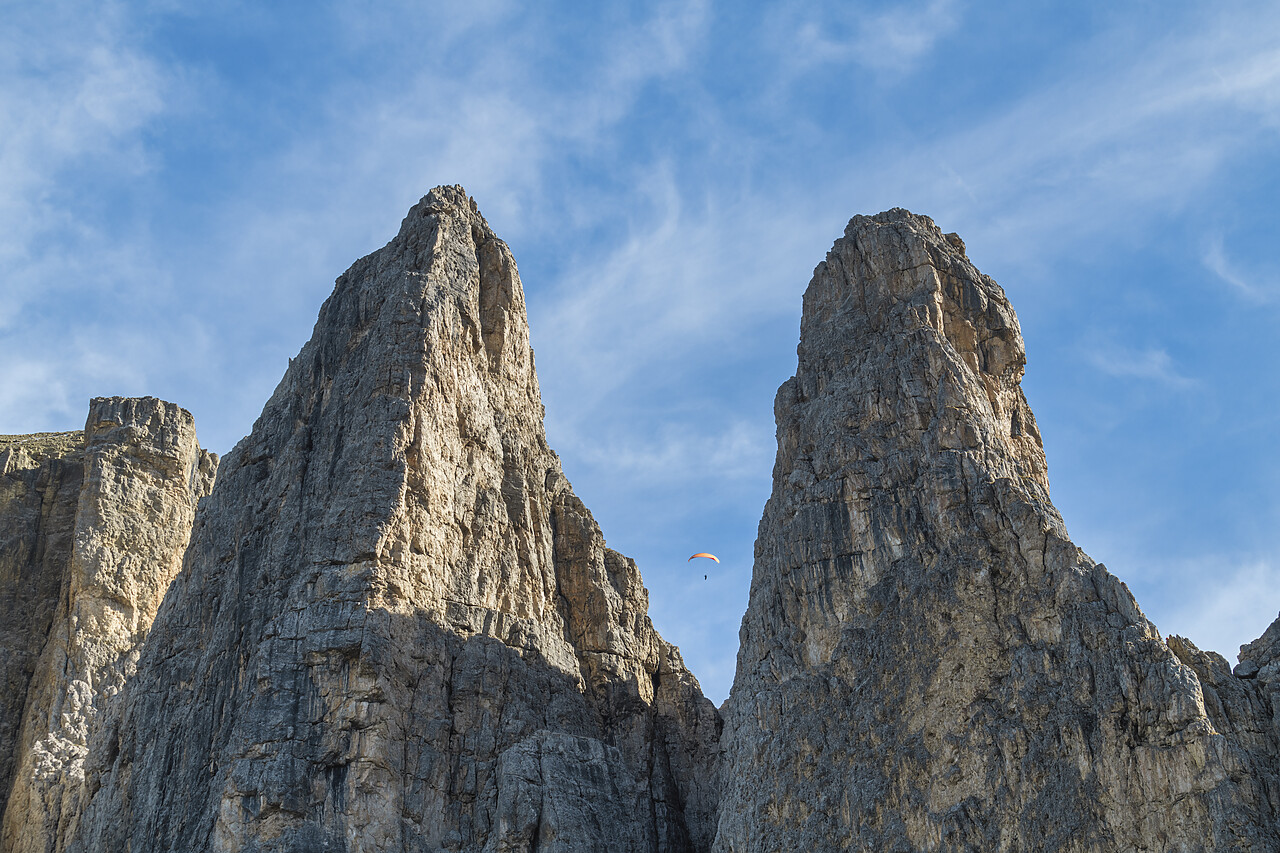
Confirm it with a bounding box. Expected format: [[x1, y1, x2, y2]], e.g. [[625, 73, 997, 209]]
[[715, 211, 1280, 851], [61, 192, 720, 852]]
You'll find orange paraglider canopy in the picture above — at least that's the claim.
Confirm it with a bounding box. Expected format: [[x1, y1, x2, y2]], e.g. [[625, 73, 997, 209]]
[[688, 553, 720, 563]]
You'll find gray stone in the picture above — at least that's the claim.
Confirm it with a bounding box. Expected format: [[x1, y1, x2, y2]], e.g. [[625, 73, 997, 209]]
[[1239, 613, 1280, 683], [713, 209, 1280, 852], [1235, 660, 1260, 679], [0, 432, 85, 821], [64, 187, 719, 853], [1, 398, 215, 853]]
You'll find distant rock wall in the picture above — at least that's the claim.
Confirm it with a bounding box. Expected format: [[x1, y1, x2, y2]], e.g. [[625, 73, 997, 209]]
[[65, 187, 719, 853], [0, 432, 85, 821], [713, 210, 1280, 852], [0, 399, 215, 853]]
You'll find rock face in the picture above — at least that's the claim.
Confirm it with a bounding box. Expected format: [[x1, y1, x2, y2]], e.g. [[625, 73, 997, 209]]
[[7, 194, 1280, 853], [713, 210, 1280, 851], [1, 432, 85, 820], [66, 187, 720, 852], [0, 399, 215, 853]]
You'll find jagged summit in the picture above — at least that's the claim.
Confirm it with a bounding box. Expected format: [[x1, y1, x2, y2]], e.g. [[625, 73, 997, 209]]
[[4, 196, 1279, 853], [714, 209, 1280, 851], [58, 187, 719, 853]]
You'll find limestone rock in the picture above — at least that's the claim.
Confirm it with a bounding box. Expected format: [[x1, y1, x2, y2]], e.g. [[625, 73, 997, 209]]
[[1165, 634, 1280, 804], [14, 192, 1279, 853], [713, 209, 1280, 851], [67, 187, 719, 852], [0, 432, 85, 819], [1235, 660, 1260, 679], [1239, 614, 1280, 684], [0, 399, 215, 853]]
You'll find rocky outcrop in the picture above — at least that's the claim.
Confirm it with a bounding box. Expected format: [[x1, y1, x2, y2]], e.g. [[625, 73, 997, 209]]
[[9, 193, 1280, 853], [65, 187, 719, 852], [0, 399, 215, 853], [1, 432, 84, 819], [714, 210, 1280, 851]]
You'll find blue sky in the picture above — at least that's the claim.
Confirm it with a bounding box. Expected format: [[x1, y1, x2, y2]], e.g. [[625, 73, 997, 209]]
[[4, 0, 1279, 702]]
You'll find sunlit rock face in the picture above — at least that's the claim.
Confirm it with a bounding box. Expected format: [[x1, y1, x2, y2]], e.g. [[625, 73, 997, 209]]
[[1, 398, 215, 853], [1, 431, 85, 829], [9, 191, 1280, 853], [713, 209, 1280, 852], [63, 186, 720, 853]]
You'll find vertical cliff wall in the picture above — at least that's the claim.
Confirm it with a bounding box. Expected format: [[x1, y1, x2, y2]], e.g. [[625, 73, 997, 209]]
[[10, 195, 1279, 853], [713, 210, 1280, 852], [1, 399, 215, 853], [0, 432, 84, 817], [66, 187, 720, 853]]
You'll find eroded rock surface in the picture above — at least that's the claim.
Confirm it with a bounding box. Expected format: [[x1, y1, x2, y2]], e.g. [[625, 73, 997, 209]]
[[1, 399, 215, 853], [11, 194, 1279, 853], [67, 187, 719, 853], [1, 432, 84, 819], [713, 210, 1280, 852]]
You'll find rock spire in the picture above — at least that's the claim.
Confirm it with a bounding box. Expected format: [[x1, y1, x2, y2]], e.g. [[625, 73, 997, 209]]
[[713, 209, 1280, 851], [65, 187, 720, 852], [5, 192, 1280, 853]]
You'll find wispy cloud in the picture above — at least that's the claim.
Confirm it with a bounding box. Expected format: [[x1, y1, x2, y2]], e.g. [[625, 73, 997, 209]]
[[1156, 559, 1280, 662], [773, 0, 962, 75], [534, 167, 815, 405], [565, 420, 774, 488], [1203, 233, 1278, 303], [0, 2, 188, 432], [1082, 340, 1197, 390], [0, 2, 173, 270], [819, 7, 1280, 267]]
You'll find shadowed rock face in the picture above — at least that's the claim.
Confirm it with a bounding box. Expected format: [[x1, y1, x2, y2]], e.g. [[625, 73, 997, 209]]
[[7, 195, 1280, 853], [1, 432, 85, 818], [64, 187, 720, 853], [713, 209, 1280, 852], [1, 398, 216, 853]]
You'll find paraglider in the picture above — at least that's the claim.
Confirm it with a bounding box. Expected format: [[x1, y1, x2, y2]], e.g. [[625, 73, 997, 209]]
[[689, 552, 718, 580]]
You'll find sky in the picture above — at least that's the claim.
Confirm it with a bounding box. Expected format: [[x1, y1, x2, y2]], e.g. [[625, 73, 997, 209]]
[[4, 0, 1280, 703]]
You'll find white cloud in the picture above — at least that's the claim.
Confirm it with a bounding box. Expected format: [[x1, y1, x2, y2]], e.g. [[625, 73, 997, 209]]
[[0, 359, 73, 429], [816, 8, 1280, 269], [1203, 234, 1278, 303], [532, 164, 824, 414], [565, 420, 774, 489], [1083, 341, 1197, 390], [0, 3, 172, 268], [1155, 559, 1280, 663], [0, 2, 191, 435], [777, 0, 962, 75]]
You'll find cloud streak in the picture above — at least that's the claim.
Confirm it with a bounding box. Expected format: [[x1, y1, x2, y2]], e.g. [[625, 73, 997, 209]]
[[1203, 234, 1279, 303], [770, 0, 962, 75], [1150, 559, 1280, 663], [809, 7, 1280, 267], [4, 1, 1280, 703], [1082, 341, 1197, 390]]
